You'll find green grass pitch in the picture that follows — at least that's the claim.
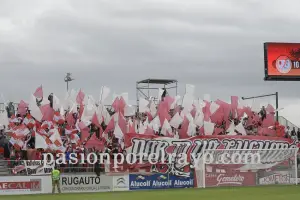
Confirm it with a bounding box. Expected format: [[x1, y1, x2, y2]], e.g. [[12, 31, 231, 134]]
[[2, 186, 300, 200]]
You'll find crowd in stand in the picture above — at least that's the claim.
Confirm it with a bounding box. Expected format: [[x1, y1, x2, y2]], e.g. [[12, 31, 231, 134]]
[[0, 86, 298, 173]]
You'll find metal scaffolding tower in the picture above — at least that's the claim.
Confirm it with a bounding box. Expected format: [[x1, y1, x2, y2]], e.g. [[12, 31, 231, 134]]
[[136, 78, 178, 107]]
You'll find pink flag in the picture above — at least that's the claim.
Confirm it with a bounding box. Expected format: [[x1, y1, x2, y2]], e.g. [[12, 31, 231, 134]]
[[244, 106, 254, 118], [237, 108, 245, 119], [85, 133, 104, 151], [78, 121, 88, 130], [253, 114, 260, 122], [213, 127, 223, 135], [99, 126, 104, 138], [199, 126, 204, 135], [266, 104, 275, 114], [91, 112, 101, 128], [118, 97, 126, 115], [66, 112, 75, 126], [76, 89, 85, 105], [80, 128, 90, 142], [262, 114, 275, 128], [230, 96, 239, 118], [112, 96, 126, 114], [258, 127, 264, 136], [112, 97, 120, 112], [231, 96, 238, 110], [157, 101, 171, 125], [144, 126, 155, 135], [18, 100, 28, 116], [40, 104, 54, 121], [216, 100, 231, 120], [215, 99, 225, 106], [105, 117, 115, 132], [163, 96, 174, 110], [210, 109, 224, 125], [33, 85, 43, 99], [118, 112, 127, 134]]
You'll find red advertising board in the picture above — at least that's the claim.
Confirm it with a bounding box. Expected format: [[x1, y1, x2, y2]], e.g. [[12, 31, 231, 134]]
[[264, 42, 300, 80], [0, 180, 41, 191], [205, 172, 256, 187], [0, 176, 51, 195]]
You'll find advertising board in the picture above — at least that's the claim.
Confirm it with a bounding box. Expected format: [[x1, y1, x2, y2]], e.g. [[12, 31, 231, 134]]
[[0, 176, 51, 195], [129, 173, 194, 190], [60, 174, 112, 193], [112, 175, 129, 191], [205, 172, 256, 187]]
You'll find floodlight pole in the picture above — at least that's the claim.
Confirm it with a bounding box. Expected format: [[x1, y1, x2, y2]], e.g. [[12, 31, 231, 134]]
[[241, 92, 278, 122], [64, 73, 74, 92]]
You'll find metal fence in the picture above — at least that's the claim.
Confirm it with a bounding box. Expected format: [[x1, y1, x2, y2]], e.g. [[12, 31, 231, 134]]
[[278, 116, 299, 130]]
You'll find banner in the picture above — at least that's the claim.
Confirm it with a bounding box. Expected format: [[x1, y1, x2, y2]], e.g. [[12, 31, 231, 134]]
[[60, 174, 112, 193], [13, 160, 54, 175], [129, 173, 194, 190], [25, 160, 54, 175], [0, 176, 51, 195], [112, 175, 129, 191], [106, 134, 297, 176], [205, 172, 256, 187]]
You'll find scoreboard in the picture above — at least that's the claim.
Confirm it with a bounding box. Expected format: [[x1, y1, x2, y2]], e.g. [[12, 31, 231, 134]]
[[264, 42, 300, 81]]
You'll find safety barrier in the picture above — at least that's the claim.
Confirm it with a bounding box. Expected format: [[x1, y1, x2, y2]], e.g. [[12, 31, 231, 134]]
[[0, 160, 104, 176]]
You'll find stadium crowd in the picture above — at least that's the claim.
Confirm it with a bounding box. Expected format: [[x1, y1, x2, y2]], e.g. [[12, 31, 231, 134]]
[[0, 85, 298, 173]]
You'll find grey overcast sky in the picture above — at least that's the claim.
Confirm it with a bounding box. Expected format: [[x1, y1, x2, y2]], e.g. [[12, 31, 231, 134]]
[[1, 0, 300, 125]]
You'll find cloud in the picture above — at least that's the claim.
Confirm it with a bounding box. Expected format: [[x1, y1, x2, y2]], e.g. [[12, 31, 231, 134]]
[[1, 0, 300, 125]]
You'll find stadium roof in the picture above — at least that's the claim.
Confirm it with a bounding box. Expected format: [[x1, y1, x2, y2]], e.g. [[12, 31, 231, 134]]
[[137, 78, 177, 85]]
